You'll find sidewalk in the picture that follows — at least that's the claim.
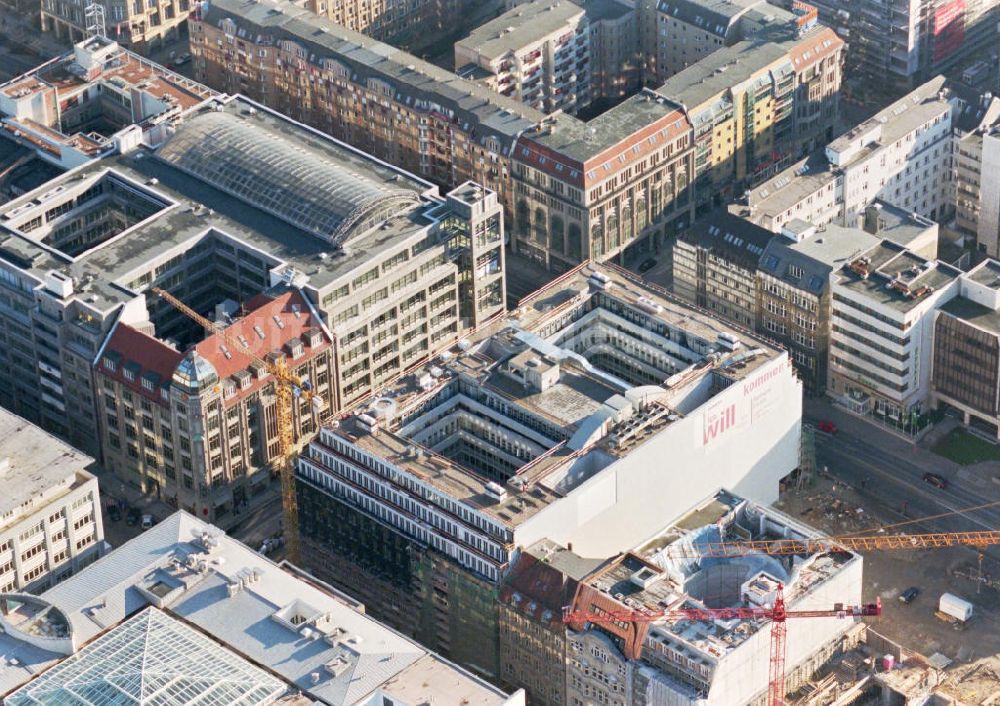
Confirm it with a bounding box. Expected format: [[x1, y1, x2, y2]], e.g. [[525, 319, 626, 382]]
[[803, 397, 967, 478]]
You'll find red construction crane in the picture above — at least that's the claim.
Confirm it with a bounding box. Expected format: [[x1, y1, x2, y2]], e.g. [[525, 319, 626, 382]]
[[565, 525, 999, 705], [564, 585, 881, 706]]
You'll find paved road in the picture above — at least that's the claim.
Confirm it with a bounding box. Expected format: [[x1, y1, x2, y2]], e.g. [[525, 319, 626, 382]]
[[805, 399, 1000, 560]]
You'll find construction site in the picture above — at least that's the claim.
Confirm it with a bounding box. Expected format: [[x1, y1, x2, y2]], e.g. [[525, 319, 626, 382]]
[[768, 460, 1000, 705]]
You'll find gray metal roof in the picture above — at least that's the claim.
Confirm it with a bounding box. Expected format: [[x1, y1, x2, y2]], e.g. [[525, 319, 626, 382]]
[[656, 0, 764, 38], [679, 209, 774, 267], [758, 225, 878, 295], [28, 512, 515, 706], [654, 35, 791, 110]]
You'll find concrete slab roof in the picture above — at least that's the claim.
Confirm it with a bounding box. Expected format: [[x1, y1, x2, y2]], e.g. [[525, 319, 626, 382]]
[[0, 409, 95, 528], [457, 0, 585, 61]]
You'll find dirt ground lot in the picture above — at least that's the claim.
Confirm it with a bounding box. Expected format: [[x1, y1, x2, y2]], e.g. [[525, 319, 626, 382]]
[[777, 476, 1000, 665]]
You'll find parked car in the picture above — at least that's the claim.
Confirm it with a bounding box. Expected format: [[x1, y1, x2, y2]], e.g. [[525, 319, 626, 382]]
[[638, 258, 657, 273], [141, 514, 155, 530], [126, 507, 141, 526], [899, 586, 920, 604], [107, 505, 122, 522], [922, 472, 948, 489], [817, 420, 838, 434], [175, 52, 191, 65]]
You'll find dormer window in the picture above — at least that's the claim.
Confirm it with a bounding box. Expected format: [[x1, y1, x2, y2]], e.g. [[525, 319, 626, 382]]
[[233, 369, 253, 390]]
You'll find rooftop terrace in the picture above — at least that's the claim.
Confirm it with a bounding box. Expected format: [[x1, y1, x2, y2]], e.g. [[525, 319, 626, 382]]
[[0, 38, 215, 161]]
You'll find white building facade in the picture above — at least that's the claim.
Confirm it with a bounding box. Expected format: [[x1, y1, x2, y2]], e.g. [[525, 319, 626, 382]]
[[0, 410, 106, 595], [976, 129, 1000, 258], [746, 77, 956, 234], [828, 246, 961, 417]]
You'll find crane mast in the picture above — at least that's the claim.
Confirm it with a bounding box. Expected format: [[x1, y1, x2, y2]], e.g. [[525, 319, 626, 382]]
[[152, 287, 314, 564], [565, 585, 881, 706]]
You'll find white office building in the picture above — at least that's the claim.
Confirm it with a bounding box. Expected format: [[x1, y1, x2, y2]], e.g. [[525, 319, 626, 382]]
[[0, 409, 106, 595], [743, 76, 956, 233], [829, 241, 961, 417]]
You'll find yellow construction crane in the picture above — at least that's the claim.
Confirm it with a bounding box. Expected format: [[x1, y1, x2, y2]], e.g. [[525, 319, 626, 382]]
[[153, 287, 318, 563]]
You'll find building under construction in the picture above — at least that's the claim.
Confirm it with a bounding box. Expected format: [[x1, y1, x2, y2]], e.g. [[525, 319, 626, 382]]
[[0, 38, 505, 525], [296, 262, 804, 677], [500, 491, 864, 706]]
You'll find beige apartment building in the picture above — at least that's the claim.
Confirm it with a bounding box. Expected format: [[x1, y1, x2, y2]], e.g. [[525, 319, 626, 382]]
[[456, 0, 590, 114], [512, 93, 695, 269], [41, 0, 188, 49], [303, 0, 463, 40], [190, 0, 543, 221]]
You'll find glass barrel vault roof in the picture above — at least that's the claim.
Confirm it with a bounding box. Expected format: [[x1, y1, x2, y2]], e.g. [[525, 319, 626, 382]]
[[4, 608, 287, 706], [155, 110, 419, 244]]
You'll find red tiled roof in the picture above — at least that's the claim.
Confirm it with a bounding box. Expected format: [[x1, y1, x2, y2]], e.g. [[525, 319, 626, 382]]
[[194, 290, 325, 379], [98, 290, 330, 408], [100, 324, 184, 407], [500, 553, 581, 629], [788, 26, 843, 70], [194, 289, 331, 406]]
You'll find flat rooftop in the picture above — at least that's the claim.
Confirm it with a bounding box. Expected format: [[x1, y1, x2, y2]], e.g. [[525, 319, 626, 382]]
[[836, 241, 961, 312], [30, 45, 215, 114], [458, 0, 585, 61], [325, 263, 780, 527], [966, 259, 1000, 289], [0, 409, 95, 527], [332, 412, 572, 527], [939, 296, 1000, 334], [0, 95, 441, 315], [2, 512, 516, 705], [525, 92, 689, 164]]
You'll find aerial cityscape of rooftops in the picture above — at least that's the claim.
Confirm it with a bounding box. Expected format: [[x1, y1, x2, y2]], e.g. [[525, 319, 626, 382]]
[[2, 0, 1000, 701]]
